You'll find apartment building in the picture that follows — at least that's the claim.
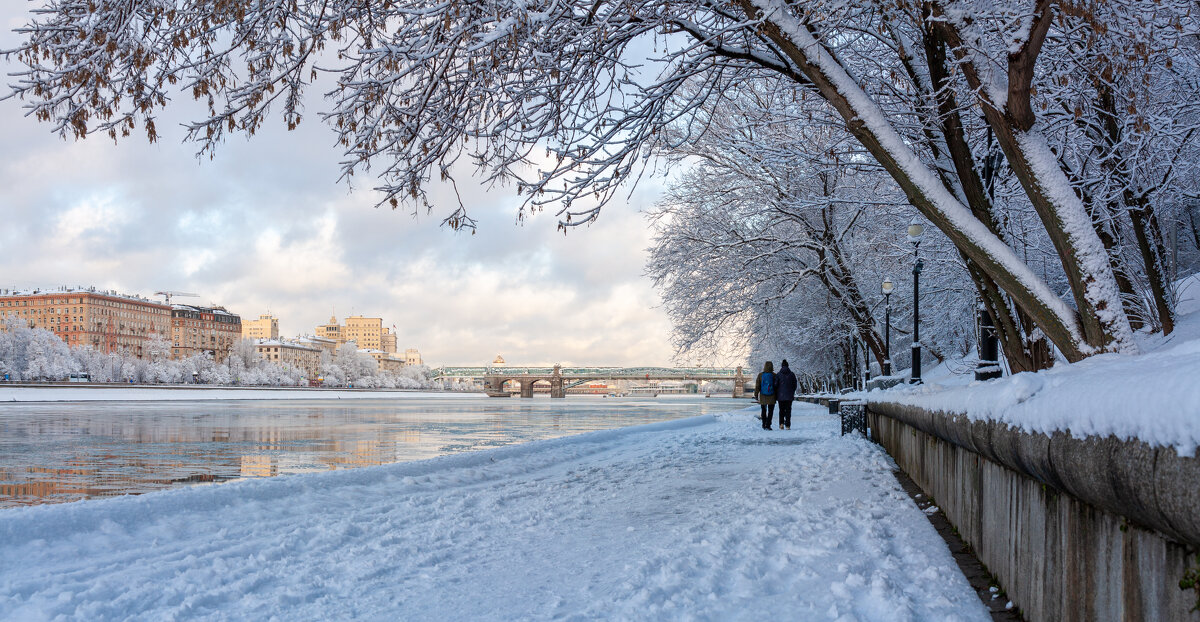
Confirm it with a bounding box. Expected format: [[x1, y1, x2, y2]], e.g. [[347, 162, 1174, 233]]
[[0, 287, 170, 358], [360, 348, 404, 373], [296, 335, 337, 357], [316, 315, 398, 354], [344, 316, 384, 350], [254, 339, 321, 378], [242, 314, 279, 341], [170, 305, 242, 362], [315, 316, 342, 343]]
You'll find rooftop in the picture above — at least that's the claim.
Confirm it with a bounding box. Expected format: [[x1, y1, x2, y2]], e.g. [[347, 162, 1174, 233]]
[[0, 286, 165, 306]]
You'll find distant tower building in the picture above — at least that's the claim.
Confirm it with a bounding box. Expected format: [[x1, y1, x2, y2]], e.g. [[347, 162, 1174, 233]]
[[405, 348, 423, 366], [490, 354, 506, 368], [242, 313, 279, 341], [316, 315, 343, 344], [345, 316, 384, 350], [381, 328, 398, 354]]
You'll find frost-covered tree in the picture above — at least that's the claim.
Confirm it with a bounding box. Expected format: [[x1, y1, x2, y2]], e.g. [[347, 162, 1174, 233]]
[[10, 0, 1200, 360], [23, 326, 80, 381]]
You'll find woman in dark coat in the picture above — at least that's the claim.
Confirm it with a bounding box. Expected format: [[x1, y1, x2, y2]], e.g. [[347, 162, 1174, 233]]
[[754, 361, 777, 430]]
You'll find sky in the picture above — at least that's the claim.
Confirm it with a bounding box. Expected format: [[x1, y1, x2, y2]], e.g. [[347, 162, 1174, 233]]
[[0, 9, 696, 368]]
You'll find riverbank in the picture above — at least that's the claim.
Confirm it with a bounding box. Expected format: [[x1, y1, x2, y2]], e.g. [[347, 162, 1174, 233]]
[[0, 404, 987, 620]]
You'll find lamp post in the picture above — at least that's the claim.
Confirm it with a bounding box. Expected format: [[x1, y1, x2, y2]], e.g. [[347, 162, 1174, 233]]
[[907, 219, 925, 384], [881, 278, 894, 376]]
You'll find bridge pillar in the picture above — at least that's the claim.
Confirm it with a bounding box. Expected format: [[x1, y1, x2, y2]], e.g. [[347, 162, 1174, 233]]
[[550, 364, 565, 398], [519, 379, 535, 398], [733, 366, 746, 398], [484, 376, 512, 397]]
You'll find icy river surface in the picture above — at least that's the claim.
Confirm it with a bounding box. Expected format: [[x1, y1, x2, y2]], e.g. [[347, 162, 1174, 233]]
[[0, 393, 744, 508]]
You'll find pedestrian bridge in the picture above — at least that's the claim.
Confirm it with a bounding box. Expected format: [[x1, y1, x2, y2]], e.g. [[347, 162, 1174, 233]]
[[434, 365, 747, 398]]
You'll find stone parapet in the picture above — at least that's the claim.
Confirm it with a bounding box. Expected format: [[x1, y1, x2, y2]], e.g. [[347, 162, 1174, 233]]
[[868, 402, 1200, 622]]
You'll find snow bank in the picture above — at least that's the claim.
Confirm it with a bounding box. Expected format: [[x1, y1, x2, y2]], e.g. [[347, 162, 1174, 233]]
[[863, 275, 1200, 455], [0, 405, 987, 621]]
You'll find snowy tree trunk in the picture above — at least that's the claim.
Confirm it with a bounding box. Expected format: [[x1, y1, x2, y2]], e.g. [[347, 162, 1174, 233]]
[[742, 0, 1106, 361], [929, 2, 1136, 354]]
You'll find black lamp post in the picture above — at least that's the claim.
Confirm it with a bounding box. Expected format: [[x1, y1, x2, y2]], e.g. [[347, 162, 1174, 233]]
[[907, 219, 925, 384], [881, 278, 894, 376]]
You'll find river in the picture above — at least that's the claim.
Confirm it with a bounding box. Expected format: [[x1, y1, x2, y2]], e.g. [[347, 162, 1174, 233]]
[[0, 393, 745, 508]]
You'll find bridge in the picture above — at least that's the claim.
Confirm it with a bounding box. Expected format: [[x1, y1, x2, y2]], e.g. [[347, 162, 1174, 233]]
[[434, 365, 747, 398]]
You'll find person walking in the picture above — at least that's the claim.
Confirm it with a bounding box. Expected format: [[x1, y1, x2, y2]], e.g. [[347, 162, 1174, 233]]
[[754, 361, 777, 430], [775, 360, 798, 430]]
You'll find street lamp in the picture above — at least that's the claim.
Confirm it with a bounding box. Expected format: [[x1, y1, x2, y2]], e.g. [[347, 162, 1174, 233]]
[[907, 219, 925, 384], [881, 278, 894, 376]]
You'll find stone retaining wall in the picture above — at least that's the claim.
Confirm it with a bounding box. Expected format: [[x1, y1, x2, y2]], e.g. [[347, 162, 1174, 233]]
[[867, 402, 1200, 622]]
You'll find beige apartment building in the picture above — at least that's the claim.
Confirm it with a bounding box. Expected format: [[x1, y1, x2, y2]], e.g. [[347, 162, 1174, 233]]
[[0, 287, 171, 358], [170, 305, 242, 362], [254, 339, 321, 379], [345, 316, 384, 350], [316, 315, 398, 354], [296, 335, 337, 357], [315, 316, 342, 343], [381, 330, 397, 355], [360, 349, 404, 373], [242, 314, 279, 341], [404, 348, 423, 366]]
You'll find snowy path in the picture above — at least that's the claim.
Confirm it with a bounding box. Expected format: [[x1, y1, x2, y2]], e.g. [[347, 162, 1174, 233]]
[[0, 404, 987, 621]]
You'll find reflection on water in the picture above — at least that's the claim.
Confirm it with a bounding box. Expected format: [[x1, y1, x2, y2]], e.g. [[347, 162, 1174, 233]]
[[0, 394, 743, 508]]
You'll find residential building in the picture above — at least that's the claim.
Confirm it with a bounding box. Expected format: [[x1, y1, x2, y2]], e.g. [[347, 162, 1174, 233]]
[[405, 348, 424, 366], [0, 287, 170, 358], [170, 305, 241, 362], [344, 316, 384, 350], [315, 316, 343, 343], [242, 314, 279, 341], [296, 335, 337, 357], [360, 349, 404, 373], [254, 339, 321, 378], [315, 315, 414, 363], [380, 330, 397, 354]]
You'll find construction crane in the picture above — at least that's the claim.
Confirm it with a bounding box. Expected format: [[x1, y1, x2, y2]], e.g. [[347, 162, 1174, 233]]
[[155, 290, 199, 305]]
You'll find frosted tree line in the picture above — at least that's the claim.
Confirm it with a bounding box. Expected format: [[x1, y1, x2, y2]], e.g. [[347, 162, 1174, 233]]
[[6, 0, 1200, 379], [0, 315, 434, 388]]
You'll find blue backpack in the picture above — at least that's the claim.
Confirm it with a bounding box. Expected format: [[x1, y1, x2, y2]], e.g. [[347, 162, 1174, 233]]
[[760, 371, 775, 396]]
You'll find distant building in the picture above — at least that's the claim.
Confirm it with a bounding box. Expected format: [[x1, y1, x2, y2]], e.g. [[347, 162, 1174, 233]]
[[490, 354, 506, 368], [315, 315, 342, 343], [360, 348, 404, 373], [170, 305, 242, 362], [316, 314, 401, 354], [0, 287, 170, 358], [242, 314, 279, 341], [344, 316, 384, 351], [405, 348, 423, 366], [254, 339, 321, 379], [296, 335, 337, 357], [380, 330, 397, 355]]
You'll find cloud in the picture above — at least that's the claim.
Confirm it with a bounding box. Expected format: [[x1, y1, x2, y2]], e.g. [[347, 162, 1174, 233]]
[[0, 8, 681, 367]]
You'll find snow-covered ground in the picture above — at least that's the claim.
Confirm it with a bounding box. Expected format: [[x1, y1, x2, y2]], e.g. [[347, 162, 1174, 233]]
[[861, 275, 1200, 455], [0, 404, 987, 621], [0, 386, 449, 402]]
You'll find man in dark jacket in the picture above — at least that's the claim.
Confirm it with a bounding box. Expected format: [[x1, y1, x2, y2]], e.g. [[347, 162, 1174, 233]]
[[775, 360, 798, 430]]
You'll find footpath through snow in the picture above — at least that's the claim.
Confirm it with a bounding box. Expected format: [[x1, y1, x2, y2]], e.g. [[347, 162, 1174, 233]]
[[0, 404, 987, 621]]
